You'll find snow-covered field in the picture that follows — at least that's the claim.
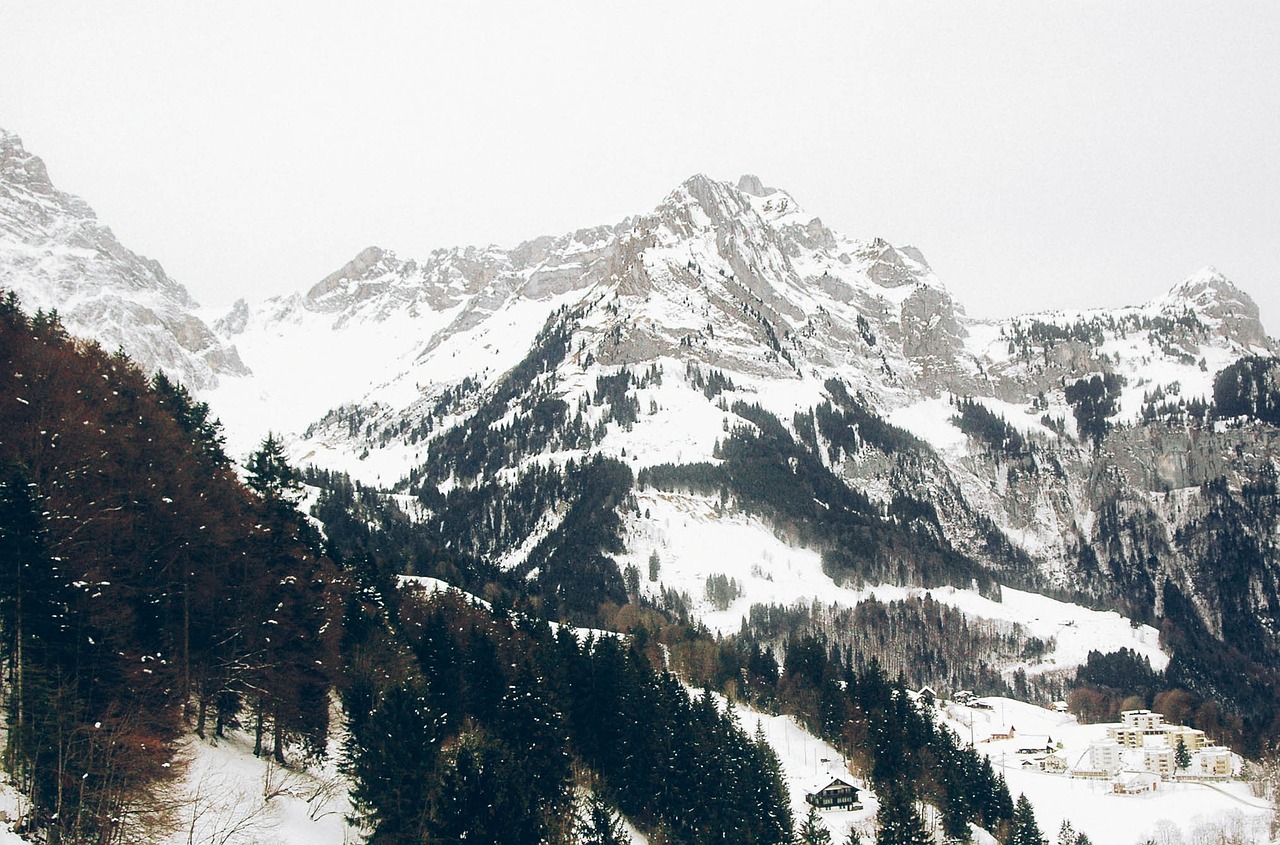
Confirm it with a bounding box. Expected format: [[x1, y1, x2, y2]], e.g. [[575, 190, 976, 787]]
[[621, 488, 1167, 676], [0, 730, 353, 845], [157, 732, 353, 845]]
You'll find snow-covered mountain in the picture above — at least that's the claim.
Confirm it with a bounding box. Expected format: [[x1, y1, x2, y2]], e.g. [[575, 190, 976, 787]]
[[0, 129, 246, 389], [203, 171, 1280, 713], [7, 131, 1280, 845], [5, 129, 1278, 723], [214, 172, 1272, 464]]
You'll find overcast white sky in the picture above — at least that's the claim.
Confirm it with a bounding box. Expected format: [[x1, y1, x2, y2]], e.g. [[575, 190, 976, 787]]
[[2, 2, 1277, 335]]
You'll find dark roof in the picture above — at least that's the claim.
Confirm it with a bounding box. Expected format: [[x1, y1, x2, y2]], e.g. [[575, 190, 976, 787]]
[[812, 777, 858, 793]]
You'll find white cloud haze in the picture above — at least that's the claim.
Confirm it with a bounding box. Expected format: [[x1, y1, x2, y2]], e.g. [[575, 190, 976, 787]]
[[2, 2, 1277, 333]]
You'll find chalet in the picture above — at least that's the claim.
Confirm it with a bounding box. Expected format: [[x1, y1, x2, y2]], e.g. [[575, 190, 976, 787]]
[[916, 686, 938, 707], [1112, 771, 1159, 794], [805, 777, 862, 811], [983, 726, 1015, 742], [1039, 754, 1068, 774]]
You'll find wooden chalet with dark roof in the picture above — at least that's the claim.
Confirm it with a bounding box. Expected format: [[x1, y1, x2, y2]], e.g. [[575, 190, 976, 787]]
[[804, 777, 862, 810]]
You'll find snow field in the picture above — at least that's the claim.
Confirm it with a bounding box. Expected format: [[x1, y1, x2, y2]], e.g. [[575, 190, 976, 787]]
[[156, 731, 353, 845], [621, 489, 1167, 676]]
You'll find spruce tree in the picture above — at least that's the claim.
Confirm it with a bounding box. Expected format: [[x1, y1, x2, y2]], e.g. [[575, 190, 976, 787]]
[[578, 794, 629, 845], [1174, 737, 1192, 774], [1007, 794, 1044, 845], [800, 805, 834, 845], [876, 787, 931, 845], [246, 431, 301, 508], [342, 680, 440, 844]]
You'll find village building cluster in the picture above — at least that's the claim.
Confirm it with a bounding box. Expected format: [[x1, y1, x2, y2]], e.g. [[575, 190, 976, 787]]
[[1069, 709, 1235, 788], [933, 690, 1240, 798]]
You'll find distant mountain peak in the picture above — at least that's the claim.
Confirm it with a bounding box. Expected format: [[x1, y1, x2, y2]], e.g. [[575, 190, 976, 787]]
[[0, 129, 56, 195], [1158, 266, 1271, 350], [0, 127, 248, 388], [305, 245, 398, 308], [736, 173, 776, 197]]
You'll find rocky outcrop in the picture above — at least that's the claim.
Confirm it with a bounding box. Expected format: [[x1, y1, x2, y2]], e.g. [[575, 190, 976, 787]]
[[0, 129, 247, 389]]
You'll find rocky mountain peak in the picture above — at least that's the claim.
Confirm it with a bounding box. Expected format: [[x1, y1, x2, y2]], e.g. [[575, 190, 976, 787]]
[[305, 245, 401, 310], [735, 173, 775, 198], [1159, 266, 1272, 351], [0, 127, 247, 389], [0, 129, 55, 195]]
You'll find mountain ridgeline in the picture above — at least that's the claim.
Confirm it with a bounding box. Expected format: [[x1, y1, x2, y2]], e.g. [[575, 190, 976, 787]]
[[4, 124, 1280, 840], [254, 174, 1280, 751]]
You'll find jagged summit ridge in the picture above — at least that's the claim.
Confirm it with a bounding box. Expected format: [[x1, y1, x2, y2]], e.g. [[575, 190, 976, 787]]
[[1157, 265, 1270, 350], [216, 170, 1280, 453], [0, 128, 248, 389]]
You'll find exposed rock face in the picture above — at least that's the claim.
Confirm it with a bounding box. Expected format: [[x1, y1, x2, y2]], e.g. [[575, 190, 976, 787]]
[[1160, 266, 1272, 350], [0, 129, 247, 389], [14, 146, 1277, 705]]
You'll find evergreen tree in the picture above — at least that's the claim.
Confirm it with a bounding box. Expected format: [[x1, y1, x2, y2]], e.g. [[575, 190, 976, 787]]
[[1174, 737, 1192, 774], [428, 730, 544, 845], [342, 680, 441, 845], [1006, 794, 1044, 845], [800, 805, 834, 845], [246, 431, 301, 508], [876, 787, 931, 845], [578, 794, 629, 845]]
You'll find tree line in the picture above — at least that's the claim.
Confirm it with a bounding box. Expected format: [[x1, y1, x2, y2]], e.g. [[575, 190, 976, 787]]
[[0, 294, 342, 843]]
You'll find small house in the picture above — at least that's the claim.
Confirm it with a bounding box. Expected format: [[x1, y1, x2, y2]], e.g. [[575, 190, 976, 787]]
[[984, 726, 1015, 742], [1040, 754, 1068, 774], [1112, 771, 1159, 794], [805, 777, 862, 810]]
